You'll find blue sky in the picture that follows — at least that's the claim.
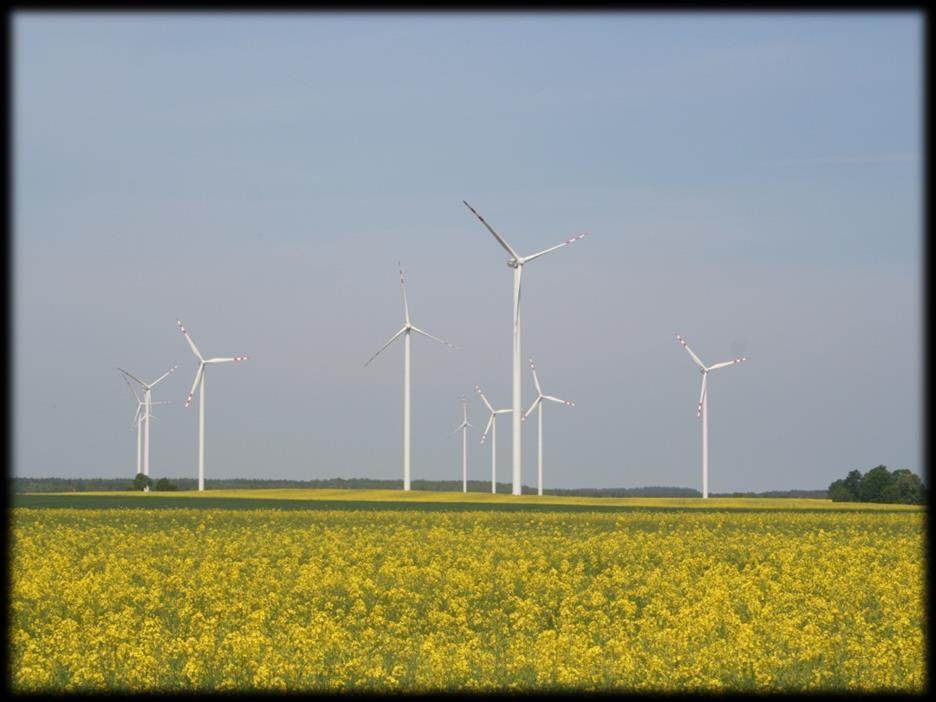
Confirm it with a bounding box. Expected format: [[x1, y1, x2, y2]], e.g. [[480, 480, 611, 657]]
[[14, 12, 921, 491]]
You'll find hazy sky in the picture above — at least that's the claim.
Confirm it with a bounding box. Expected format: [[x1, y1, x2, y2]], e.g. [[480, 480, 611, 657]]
[[14, 12, 921, 491]]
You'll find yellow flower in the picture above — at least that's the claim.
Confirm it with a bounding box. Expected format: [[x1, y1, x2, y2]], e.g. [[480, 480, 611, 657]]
[[9, 506, 924, 693]]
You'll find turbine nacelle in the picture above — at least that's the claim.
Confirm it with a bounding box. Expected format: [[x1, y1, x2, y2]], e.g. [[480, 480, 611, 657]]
[[675, 333, 748, 499], [453, 397, 473, 433], [523, 358, 575, 421], [676, 333, 746, 418], [364, 266, 457, 368], [119, 364, 178, 391], [178, 320, 249, 409], [476, 384, 510, 445]]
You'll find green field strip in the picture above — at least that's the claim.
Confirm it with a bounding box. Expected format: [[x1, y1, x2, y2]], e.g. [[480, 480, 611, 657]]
[[12, 491, 923, 514]]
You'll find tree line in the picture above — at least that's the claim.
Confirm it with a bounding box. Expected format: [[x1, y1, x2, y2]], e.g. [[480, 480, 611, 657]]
[[14, 476, 830, 499], [828, 465, 925, 504], [13, 477, 701, 495]]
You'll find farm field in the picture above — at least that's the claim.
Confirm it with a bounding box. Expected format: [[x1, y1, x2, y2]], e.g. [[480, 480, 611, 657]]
[[13, 488, 923, 512], [10, 496, 926, 692]]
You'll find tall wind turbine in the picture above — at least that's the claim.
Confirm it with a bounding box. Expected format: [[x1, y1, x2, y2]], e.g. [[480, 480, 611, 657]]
[[118, 364, 177, 477], [675, 334, 746, 499], [364, 264, 457, 491], [453, 397, 473, 493], [522, 358, 574, 496], [177, 320, 249, 492], [463, 201, 586, 495], [476, 384, 512, 494]]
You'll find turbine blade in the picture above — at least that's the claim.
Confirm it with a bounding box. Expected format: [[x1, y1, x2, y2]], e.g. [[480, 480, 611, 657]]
[[480, 413, 494, 444], [398, 263, 411, 326], [528, 358, 543, 395], [707, 357, 747, 371], [463, 201, 520, 260], [364, 327, 407, 367], [118, 368, 146, 388], [697, 373, 708, 418], [523, 397, 542, 420], [676, 334, 706, 369], [185, 363, 205, 408], [475, 385, 494, 413], [149, 365, 179, 386], [544, 395, 575, 407], [522, 233, 587, 264], [177, 320, 204, 362], [122, 375, 141, 403], [410, 326, 458, 350]]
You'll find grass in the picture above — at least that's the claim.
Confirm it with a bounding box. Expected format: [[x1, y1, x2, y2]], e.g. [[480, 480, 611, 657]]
[[13, 488, 924, 513]]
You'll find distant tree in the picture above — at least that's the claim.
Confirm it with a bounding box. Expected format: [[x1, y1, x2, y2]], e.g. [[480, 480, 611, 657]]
[[843, 470, 863, 500], [891, 469, 925, 504], [155, 478, 178, 492], [860, 465, 895, 503], [828, 479, 857, 502], [132, 473, 152, 492], [879, 481, 900, 503], [827, 466, 925, 505]]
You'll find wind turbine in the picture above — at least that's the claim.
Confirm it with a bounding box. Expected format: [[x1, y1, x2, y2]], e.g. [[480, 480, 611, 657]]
[[453, 397, 473, 493], [675, 334, 746, 499], [522, 358, 574, 496], [120, 375, 169, 480], [476, 384, 512, 494], [118, 364, 177, 477], [463, 201, 586, 495], [364, 264, 457, 491], [177, 320, 249, 492]]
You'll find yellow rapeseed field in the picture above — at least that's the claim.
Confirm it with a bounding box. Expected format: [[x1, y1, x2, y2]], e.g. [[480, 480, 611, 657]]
[[10, 506, 925, 692]]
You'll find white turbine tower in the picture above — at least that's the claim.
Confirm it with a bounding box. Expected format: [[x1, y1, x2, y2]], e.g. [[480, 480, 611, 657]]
[[476, 384, 512, 495], [453, 397, 473, 493], [121, 376, 145, 478], [463, 201, 586, 495], [120, 375, 169, 481], [177, 320, 249, 492], [522, 358, 574, 496], [675, 334, 746, 499], [364, 265, 457, 492], [118, 364, 177, 477]]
